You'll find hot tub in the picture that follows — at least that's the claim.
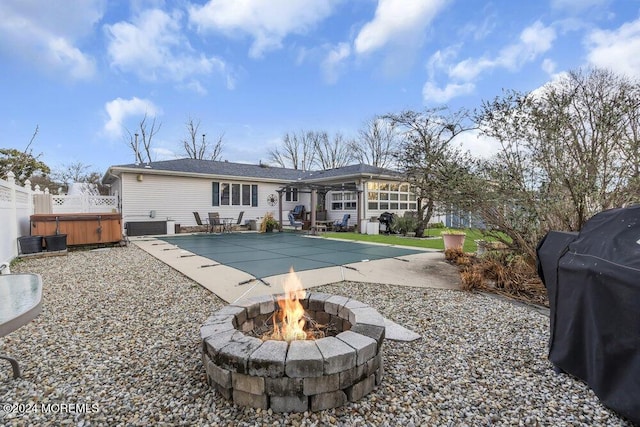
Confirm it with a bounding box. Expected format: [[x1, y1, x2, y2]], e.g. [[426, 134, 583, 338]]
[[30, 213, 122, 246]]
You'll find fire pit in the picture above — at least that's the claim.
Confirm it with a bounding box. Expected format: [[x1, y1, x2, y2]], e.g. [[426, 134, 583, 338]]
[[200, 270, 385, 412]]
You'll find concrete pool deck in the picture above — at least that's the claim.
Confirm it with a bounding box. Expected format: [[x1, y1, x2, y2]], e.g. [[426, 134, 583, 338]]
[[131, 233, 461, 304], [132, 233, 461, 342]]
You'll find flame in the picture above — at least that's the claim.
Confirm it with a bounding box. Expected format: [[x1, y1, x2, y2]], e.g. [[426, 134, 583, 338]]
[[272, 267, 308, 342]]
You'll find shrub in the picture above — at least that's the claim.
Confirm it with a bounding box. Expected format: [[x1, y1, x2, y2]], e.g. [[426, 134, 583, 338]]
[[260, 212, 280, 232], [390, 215, 419, 235], [444, 248, 464, 261], [460, 265, 484, 291], [441, 228, 466, 235], [456, 250, 548, 306]]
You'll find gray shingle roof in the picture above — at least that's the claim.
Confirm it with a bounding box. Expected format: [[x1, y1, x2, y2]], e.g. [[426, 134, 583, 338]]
[[300, 163, 401, 181], [105, 159, 400, 183], [109, 159, 306, 180]]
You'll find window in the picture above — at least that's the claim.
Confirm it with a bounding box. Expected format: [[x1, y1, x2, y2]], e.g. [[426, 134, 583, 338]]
[[212, 182, 258, 206], [220, 183, 230, 205], [212, 182, 220, 206], [366, 180, 417, 212], [232, 184, 240, 205], [331, 191, 356, 210], [242, 185, 251, 205], [251, 185, 258, 207], [285, 188, 298, 202]]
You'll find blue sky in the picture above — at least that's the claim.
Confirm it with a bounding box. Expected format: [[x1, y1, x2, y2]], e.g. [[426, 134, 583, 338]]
[[1, 0, 638, 175]]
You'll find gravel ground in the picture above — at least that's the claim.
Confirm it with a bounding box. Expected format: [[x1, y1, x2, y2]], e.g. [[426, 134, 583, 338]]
[[0, 245, 632, 426]]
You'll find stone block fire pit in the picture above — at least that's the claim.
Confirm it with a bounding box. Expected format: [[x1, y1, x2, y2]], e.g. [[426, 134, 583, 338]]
[[200, 286, 385, 413]]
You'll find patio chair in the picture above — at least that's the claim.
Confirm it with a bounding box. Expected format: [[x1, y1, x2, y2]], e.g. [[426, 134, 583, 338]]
[[290, 205, 306, 220], [233, 211, 244, 231], [288, 212, 303, 231], [208, 212, 223, 233], [193, 212, 209, 232], [333, 214, 350, 231]]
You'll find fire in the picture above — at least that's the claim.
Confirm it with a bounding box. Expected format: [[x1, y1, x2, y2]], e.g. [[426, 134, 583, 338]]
[[271, 267, 308, 342]]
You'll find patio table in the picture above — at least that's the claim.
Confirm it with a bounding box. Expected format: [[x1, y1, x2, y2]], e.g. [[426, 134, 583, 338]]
[[310, 220, 333, 235], [0, 273, 43, 378], [221, 218, 235, 233]]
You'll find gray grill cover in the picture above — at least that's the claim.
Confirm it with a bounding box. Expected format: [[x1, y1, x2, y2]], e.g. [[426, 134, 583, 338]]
[[537, 205, 640, 424]]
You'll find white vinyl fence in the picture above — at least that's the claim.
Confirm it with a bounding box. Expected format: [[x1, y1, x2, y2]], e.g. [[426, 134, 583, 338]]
[[1, 172, 34, 268], [0, 173, 119, 269], [51, 193, 118, 213]]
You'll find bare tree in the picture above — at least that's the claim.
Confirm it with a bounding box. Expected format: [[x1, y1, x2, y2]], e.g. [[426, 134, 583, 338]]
[[350, 117, 398, 168], [314, 132, 353, 170], [54, 161, 91, 184], [181, 117, 224, 160], [126, 113, 161, 164], [50, 161, 109, 194], [268, 130, 320, 170], [0, 125, 50, 184], [476, 67, 640, 260], [387, 108, 477, 236]]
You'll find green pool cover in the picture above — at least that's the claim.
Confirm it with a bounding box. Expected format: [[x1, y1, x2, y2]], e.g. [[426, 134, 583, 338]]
[[159, 232, 422, 278]]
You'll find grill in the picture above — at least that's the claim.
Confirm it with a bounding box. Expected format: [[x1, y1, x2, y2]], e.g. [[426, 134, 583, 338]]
[[377, 212, 395, 234]]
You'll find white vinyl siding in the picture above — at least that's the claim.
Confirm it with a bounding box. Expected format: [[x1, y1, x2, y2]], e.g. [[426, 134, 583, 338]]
[[121, 173, 285, 228]]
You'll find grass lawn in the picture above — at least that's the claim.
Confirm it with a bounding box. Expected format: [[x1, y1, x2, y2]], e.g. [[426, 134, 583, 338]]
[[323, 228, 488, 253]]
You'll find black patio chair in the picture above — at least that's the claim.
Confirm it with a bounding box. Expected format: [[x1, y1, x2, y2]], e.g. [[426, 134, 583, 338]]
[[208, 212, 223, 233], [234, 211, 244, 231], [193, 212, 210, 232]]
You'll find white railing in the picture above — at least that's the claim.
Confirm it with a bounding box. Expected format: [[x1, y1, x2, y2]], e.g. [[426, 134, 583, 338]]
[[51, 194, 118, 213], [0, 172, 34, 268]]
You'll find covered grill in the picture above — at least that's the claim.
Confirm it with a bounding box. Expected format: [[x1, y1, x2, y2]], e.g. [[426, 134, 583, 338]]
[[536, 205, 640, 424], [378, 212, 395, 234]]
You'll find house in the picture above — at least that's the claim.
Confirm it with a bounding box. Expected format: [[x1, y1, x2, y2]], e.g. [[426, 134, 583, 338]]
[[102, 159, 433, 233]]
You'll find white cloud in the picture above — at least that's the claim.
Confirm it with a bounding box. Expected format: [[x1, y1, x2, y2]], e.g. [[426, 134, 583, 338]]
[[104, 97, 160, 138], [105, 8, 232, 91], [321, 43, 351, 84], [586, 18, 640, 79], [151, 146, 178, 161], [354, 0, 449, 55], [449, 21, 556, 81], [541, 58, 557, 75], [423, 21, 556, 104], [453, 129, 501, 159], [422, 81, 475, 104], [458, 13, 497, 41], [0, 0, 103, 79], [449, 57, 494, 82], [426, 46, 460, 79], [189, 0, 337, 58], [551, 0, 608, 12]]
